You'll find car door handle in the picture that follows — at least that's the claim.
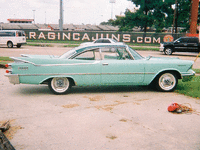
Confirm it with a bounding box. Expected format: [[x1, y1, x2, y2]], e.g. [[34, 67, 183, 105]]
[[102, 63, 108, 66]]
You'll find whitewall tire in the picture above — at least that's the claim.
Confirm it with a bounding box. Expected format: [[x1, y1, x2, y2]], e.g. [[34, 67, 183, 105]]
[[48, 77, 71, 94]]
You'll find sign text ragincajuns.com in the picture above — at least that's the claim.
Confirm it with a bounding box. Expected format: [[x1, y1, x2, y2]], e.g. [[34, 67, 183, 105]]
[[27, 31, 162, 44]]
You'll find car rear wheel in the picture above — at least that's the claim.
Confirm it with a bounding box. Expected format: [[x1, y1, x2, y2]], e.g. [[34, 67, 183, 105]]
[[48, 77, 71, 94], [17, 44, 22, 48], [7, 41, 13, 48], [164, 48, 173, 55], [156, 72, 178, 92]]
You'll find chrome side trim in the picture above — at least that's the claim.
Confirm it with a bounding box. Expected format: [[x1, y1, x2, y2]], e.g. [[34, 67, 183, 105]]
[[14, 72, 155, 77], [35, 61, 100, 67]]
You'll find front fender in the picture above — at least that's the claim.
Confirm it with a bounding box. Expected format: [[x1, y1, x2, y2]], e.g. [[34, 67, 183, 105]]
[[146, 68, 182, 85]]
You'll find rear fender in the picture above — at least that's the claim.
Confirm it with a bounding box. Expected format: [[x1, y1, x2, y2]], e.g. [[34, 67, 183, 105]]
[[40, 76, 76, 86]]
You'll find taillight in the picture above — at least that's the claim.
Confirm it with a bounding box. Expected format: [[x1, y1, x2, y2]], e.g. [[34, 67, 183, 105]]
[[6, 70, 10, 73], [5, 64, 9, 68]]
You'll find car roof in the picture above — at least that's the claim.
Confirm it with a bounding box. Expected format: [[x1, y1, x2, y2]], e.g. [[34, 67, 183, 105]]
[[96, 38, 113, 40], [75, 43, 127, 53]]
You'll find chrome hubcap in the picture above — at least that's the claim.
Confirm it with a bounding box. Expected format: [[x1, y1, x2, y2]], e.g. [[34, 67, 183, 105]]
[[165, 48, 172, 55], [159, 73, 176, 91], [51, 77, 69, 93]]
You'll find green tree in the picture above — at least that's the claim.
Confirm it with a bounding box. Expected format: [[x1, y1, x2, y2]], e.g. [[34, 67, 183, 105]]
[[112, 0, 192, 33], [175, 0, 191, 32], [112, 0, 174, 32], [100, 19, 114, 25]]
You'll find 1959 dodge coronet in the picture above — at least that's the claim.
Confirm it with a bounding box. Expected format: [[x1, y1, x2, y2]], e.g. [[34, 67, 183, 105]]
[[5, 43, 195, 94]]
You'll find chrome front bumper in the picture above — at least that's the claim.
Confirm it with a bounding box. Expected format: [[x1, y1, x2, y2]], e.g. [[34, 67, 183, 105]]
[[5, 74, 20, 84], [181, 69, 196, 77], [159, 47, 164, 52]]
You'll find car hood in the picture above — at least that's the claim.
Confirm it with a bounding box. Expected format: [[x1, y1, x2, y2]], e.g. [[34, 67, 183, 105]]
[[163, 42, 174, 45], [146, 56, 194, 64]]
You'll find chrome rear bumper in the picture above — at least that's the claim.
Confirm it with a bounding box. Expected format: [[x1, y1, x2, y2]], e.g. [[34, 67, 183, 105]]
[[5, 74, 20, 84]]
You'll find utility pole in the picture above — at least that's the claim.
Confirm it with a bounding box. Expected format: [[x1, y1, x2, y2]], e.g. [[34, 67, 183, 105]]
[[59, 0, 63, 31], [109, 0, 116, 20], [172, 0, 177, 34], [32, 10, 36, 24]]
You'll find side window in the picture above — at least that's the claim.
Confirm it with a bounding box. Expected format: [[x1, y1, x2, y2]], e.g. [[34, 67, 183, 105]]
[[73, 49, 101, 60], [180, 38, 188, 43], [0, 32, 15, 37], [101, 47, 131, 60], [0, 32, 6, 36], [22, 31, 25, 36], [18, 32, 22, 36], [103, 39, 111, 43], [94, 39, 102, 43], [188, 38, 198, 43]]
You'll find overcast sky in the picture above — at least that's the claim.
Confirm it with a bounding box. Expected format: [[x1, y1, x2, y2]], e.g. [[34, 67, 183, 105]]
[[0, 0, 135, 25]]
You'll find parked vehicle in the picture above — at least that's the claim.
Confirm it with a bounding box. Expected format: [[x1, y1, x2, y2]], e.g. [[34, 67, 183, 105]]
[[5, 43, 195, 94], [0, 30, 26, 48], [160, 37, 200, 55], [80, 38, 120, 46]]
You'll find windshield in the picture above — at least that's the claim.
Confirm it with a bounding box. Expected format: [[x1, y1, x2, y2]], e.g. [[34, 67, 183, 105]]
[[60, 48, 77, 59], [111, 39, 118, 43], [128, 47, 143, 60], [174, 38, 182, 42]]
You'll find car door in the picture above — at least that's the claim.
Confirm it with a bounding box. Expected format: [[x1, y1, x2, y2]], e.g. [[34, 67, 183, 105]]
[[100, 47, 145, 85], [174, 38, 188, 52], [71, 48, 101, 86], [187, 38, 199, 52]]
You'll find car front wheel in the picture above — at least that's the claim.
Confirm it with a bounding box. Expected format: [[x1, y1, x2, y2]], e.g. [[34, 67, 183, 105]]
[[48, 77, 71, 94], [164, 48, 173, 55], [156, 72, 178, 92], [7, 41, 13, 48]]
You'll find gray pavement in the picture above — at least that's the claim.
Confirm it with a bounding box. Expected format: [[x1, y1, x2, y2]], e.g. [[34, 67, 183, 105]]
[[0, 46, 200, 150]]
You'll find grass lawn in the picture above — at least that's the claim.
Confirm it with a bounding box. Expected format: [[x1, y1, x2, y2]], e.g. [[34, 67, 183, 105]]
[[193, 69, 200, 73], [0, 57, 12, 64], [129, 46, 159, 51], [27, 40, 82, 44], [176, 76, 200, 99]]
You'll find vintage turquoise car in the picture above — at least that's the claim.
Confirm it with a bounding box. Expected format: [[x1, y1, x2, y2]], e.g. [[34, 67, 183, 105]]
[[5, 43, 195, 94]]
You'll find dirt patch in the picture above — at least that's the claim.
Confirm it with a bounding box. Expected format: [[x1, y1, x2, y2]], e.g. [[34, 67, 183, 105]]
[[106, 135, 117, 140], [135, 98, 149, 101], [119, 119, 128, 122], [0, 120, 23, 140], [95, 101, 126, 111], [62, 104, 79, 108], [84, 95, 104, 101]]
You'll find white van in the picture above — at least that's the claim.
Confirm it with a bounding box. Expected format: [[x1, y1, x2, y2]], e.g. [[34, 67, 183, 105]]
[[0, 30, 26, 48]]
